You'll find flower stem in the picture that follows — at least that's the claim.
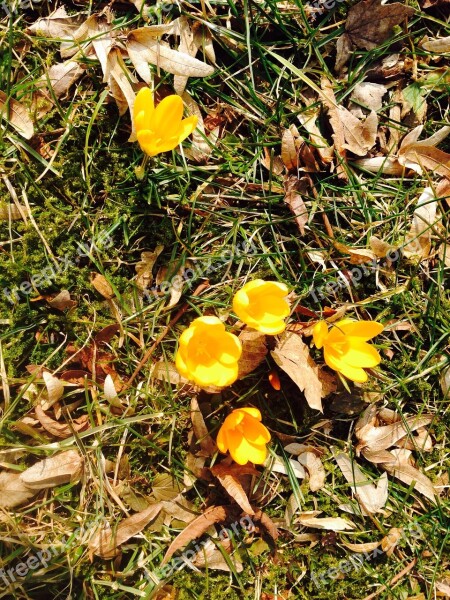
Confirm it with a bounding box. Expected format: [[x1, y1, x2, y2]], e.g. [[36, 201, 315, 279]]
[[135, 154, 150, 180]]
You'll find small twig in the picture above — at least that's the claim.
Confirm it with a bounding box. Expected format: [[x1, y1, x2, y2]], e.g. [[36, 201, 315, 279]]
[[361, 558, 417, 600], [122, 281, 210, 391]]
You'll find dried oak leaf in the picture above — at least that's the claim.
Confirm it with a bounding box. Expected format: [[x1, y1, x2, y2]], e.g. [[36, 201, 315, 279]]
[[343, 0, 414, 51]]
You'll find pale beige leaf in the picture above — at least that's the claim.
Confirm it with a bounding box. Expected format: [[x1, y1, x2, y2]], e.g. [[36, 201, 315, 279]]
[[46, 290, 77, 311], [0, 91, 34, 139], [41, 371, 64, 410], [89, 503, 163, 559], [85, 14, 114, 79], [0, 203, 24, 220], [27, 6, 82, 38], [381, 527, 403, 556], [298, 513, 355, 530], [435, 578, 450, 596], [297, 452, 326, 491], [237, 330, 267, 378], [104, 374, 124, 408], [173, 17, 198, 95], [281, 128, 298, 171], [264, 454, 306, 479], [0, 472, 36, 508], [34, 405, 89, 439], [321, 77, 347, 179], [403, 187, 437, 260], [356, 413, 433, 452], [182, 91, 214, 162], [20, 450, 83, 489], [335, 452, 388, 514], [298, 109, 334, 164], [342, 541, 381, 553], [127, 29, 214, 81], [184, 452, 206, 488], [193, 23, 216, 63], [354, 156, 405, 175], [152, 360, 191, 387], [380, 449, 437, 503], [191, 397, 216, 455], [334, 241, 378, 264], [161, 498, 197, 526], [105, 48, 137, 141], [283, 443, 318, 455], [37, 61, 85, 99], [191, 538, 243, 572], [340, 108, 378, 156], [349, 82, 387, 115], [271, 331, 323, 412], [161, 505, 228, 565], [422, 36, 450, 53]]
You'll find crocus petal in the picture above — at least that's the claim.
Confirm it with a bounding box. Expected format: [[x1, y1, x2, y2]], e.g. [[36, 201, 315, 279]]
[[227, 430, 268, 465], [216, 425, 228, 453], [243, 418, 271, 445], [134, 87, 154, 125], [252, 320, 287, 335], [324, 346, 368, 382], [191, 362, 238, 388], [239, 407, 262, 420], [152, 95, 184, 138], [313, 321, 328, 349], [335, 319, 384, 341], [176, 115, 198, 143], [175, 350, 189, 378], [341, 340, 381, 368], [216, 332, 243, 365]]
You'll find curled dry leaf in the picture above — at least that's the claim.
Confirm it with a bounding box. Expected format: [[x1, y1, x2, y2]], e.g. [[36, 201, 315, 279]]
[[321, 78, 347, 180], [90, 272, 114, 299], [127, 27, 214, 83], [298, 109, 334, 164], [27, 6, 82, 38], [334, 241, 378, 264], [339, 108, 378, 157], [34, 405, 89, 438], [20, 450, 84, 489], [89, 503, 163, 559], [271, 331, 323, 412], [237, 330, 267, 379], [298, 512, 355, 531], [381, 527, 403, 556], [265, 454, 306, 479], [335, 452, 388, 514], [297, 452, 326, 491], [191, 537, 243, 572], [105, 47, 138, 141], [182, 91, 217, 163], [45, 290, 77, 311], [211, 468, 254, 515], [161, 505, 229, 565], [0, 90, 34, 139], [283, 175, 310, 236], [41, 371, 64, 410], [342, 541, 381, 553], [0, 472, 37, 508], [355, 405, 433, 453], [135, 246, 164, 291], [349, 82, 387, 116], [403, 187, 438, 260], [380, 449, 437, 503], [421, 36, 450, 53], [398, 125, 450, 178]]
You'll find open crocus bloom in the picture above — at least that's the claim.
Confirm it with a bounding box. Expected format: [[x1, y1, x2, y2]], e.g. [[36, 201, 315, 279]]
[[216, 407, 271, 465], [313, 318, 384, 383], [175, 316, 242, 388], [232, 280, 290, 334], [134, 87, 198, 157]]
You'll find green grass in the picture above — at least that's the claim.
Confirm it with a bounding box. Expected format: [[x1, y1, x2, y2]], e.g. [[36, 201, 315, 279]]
[[0, 0, 449, 598]]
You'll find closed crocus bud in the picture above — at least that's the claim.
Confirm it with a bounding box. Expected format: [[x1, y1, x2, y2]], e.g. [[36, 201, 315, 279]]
[[175, 316, 242, 388], [216, 407, 271, 465], [133, 87, 198, 157], [312, 318, 384, 383], [232, 280, 290, 334]]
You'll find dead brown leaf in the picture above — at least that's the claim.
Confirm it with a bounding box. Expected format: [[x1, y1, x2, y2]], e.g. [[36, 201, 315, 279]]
[[0, 90, 34, 139], [89, 503, 163, 559], [161, 505, 230, 565], [271, 331, 323, 412], [191, 397, 217, 455], [380, 449, 437, 503], [20, 450, 84, 489], [237, 330, 267, 378], [339, 108, 378, 156], [283, 175, 310, 235], [297, 452, 326, 491], [0, 472, 37, 508], [35, 405, 89, 438]]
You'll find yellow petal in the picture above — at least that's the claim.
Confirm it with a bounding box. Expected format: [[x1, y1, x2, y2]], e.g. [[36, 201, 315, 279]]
[[176, 115, 198, 143], [152, 95, 184, 138], [252, 320, 287, 335], [238, 407, 262, 420], [175, 349, 189, 378], [227, 430, 268, 465], [324, 347, 368, 382], [216, 332, 242, 365], [336, 319, 384, 341], [313, 321, 328, 349], [243, 418, 271, 444], [136, 130, 160, 157], [216, 425, 228, 453], [133, 87, 154, 123], [191, 362, 238, 388], [342, 340, 381, 368]]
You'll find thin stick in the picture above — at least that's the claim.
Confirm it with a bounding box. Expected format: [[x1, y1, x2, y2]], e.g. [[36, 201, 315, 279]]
[[361, 558, 417, 600], [122, 281, 209, 391]]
